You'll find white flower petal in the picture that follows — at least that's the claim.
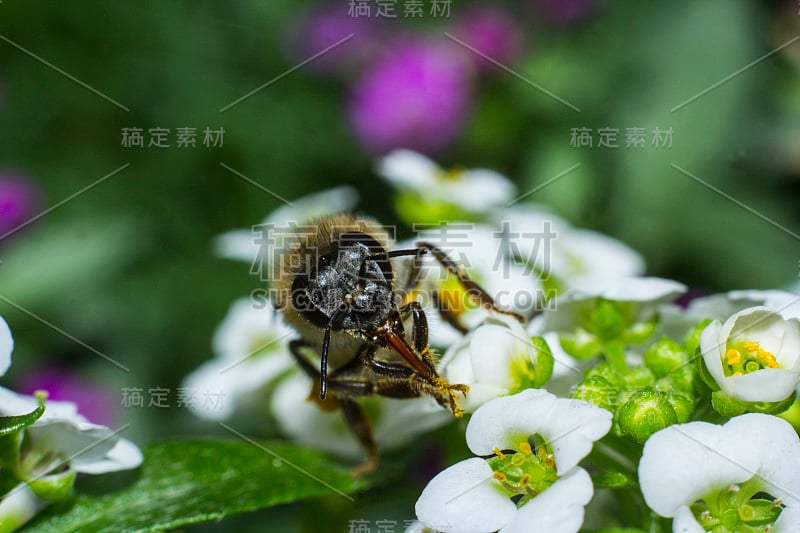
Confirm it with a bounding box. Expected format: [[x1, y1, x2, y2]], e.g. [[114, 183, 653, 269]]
[[779, 318, 800, 369], [775, 505, 800, 533], [212, 229, 257, 262], [672, 505, 706, 533], [639, 420, 756, 517], [75, 437, 143, 474], [722, 369, 799, 403], [725, 414, 800, 506], [377, 150, 438, 191], [465, 390, 611, 474], [0, 483, 46, 532], [699, 320, 727, 392], [212, 186, 359, 262], [212, 298, 294, 361], [415, 458, 516, 533], [182, 350, 293, 421], [556, 229, 645, 283], [469, 324, 523, 389], [0, 316, 13, 378], [456, 169, 516, 210], [0, 386, 40, 417], [500, 467, 593, 533], [562, 277, 686, 305], [29, 420, 118, 470], [272, 373, 362, 458]]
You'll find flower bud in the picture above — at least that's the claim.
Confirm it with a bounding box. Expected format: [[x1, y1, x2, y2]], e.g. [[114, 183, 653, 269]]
[[617, 388, 677, 443], [643, 338, 688, 377]]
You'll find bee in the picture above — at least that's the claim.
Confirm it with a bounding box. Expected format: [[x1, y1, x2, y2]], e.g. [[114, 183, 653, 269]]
[[273, 214, 524, 474]]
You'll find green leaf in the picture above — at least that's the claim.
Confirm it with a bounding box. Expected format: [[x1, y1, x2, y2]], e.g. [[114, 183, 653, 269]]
[[0, 392, 46, 437], [25, 439, 367, 533]]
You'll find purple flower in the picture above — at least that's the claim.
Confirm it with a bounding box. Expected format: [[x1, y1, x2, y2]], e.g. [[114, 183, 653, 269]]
[[290, 3, 385, 73], [0, 174, 39, 237], [451, 7, 524, 73], [348, 38, 473, 155], [536, 0, 600, 25], [18, 365, 118, 427]]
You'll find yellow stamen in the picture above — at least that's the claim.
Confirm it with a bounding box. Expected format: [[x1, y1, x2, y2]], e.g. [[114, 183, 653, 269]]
[[732, 371, 743, 377], [492, 471, 507, 482], [492, 447, 505, 460], [757, 348, 778, 368], [519, 442, 532, 455], [519, 474, 531, 488], [439, 167, 465, 181], [725, 349, 741, 366], [537, 447, 548, 461], [743, 341, 759, 352]]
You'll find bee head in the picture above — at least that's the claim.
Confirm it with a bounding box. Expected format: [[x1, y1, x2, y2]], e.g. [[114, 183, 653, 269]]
[[290, 231, 394, 334]]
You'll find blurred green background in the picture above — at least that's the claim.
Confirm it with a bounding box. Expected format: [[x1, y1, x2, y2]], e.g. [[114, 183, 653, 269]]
[[0, 0, 798, 531]]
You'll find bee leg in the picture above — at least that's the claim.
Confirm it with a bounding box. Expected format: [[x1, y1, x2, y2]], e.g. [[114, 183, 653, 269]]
[[290, 340, 378, 473], [415, 241, 529, 324], [430, 291, 470, 335], [398, 301, 437, 375], [339, 398, 378, 478], [359, 346, 468, 417]]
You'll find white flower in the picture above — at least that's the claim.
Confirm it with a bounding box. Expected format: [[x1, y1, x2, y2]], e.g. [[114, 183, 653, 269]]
[[639, 413, 800, 532], [271, 373, 451, 459], [0, 388, 142, 475], [377, 150, 516, 213], [530, 277, 686, 365], [400, 223, 540, 347], [537, 276, 687, 334], [0, 315, 142, 531], [0, 317, 11, 378], [212, 186, 359, 263], [493, 206, 645, 291], [700, 306, 800, 403], [414, 389, 612, 533], [183, 297, 295, 420], [660, 289, 800, 341], [440, 314, 550, 412]]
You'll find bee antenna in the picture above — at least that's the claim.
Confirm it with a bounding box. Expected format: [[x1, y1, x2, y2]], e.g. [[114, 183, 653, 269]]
[[319, 310, 341, 400], [367, 248, 428, 260]]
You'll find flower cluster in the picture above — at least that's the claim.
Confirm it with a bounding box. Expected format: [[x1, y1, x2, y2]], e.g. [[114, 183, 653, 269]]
[[194, 151, 800, 532], [0, 317, 142, 531]]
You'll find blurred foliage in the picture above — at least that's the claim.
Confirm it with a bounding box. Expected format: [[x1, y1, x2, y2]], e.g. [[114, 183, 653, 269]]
[[0, 0, 798, 531]]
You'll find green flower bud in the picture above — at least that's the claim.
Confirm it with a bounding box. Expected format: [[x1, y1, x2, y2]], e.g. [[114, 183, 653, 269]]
[[28, 469, 76, 501], [711, 390, 797, 417], [710, 390, 747, 417], [654, 366, 695, 397], [643, 338, 688, 377], [588, 299, 629, 341], [665, 392, 693, 423], [529, 336, 554, 388], [695, 349, 721, 392], [559, 329, 602, 360], [583, 362, 622, 387], [623, 314, 659, 345], [571, 375, 618, 411], [622, 366, 656, 389], [617, 388, 678, 443], [778, 397, 800, 432], [684, 319, 713, 356]]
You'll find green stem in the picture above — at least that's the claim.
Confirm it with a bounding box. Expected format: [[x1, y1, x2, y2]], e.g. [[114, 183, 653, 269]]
[[605, 340, 629, 375]]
